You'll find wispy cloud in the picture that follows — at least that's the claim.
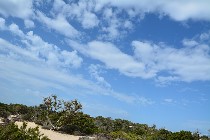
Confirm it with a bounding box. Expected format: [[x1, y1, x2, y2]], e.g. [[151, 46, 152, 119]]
[[36, 11, 80, 38], [0, 37, 145, 105], [88, 64, 111, 88], [0, 19, 83, 68], [163, 98, 174, 103], [68, 40, 151, 78], [68, 37, 210, 84], [94, 0, 210, 21], [0, 18, 153, 106]]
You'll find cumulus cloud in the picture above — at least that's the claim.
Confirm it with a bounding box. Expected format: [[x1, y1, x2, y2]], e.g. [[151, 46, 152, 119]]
[[0, 0, 33, 19]]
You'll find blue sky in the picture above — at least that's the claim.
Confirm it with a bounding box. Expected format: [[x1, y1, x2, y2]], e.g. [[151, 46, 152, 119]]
[[0, 0, 210, 135]]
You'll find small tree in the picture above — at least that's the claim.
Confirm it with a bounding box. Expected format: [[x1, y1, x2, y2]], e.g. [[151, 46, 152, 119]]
[[40, 95, 82, 130]]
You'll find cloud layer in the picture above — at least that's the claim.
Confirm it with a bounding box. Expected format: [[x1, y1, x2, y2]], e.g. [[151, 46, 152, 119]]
[[68, 37, 210, 84]]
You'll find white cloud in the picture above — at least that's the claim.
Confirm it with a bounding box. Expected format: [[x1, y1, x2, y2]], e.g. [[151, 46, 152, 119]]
[[0, 22, 151, 106], [164, 98, 173, 103], [138, 97, 155, 105], [88, 64, 111, 88], [52, 0, 99, 29], [9, 23, 25, 38], [100, 7, 131, 40], [200, 31, 210, 41], [133, 40, 210, 83], [24, 31, 83, 68], [0, 20, 83, 69], [0, 0, 33, 19], [0, 21, 25, 37], [124, 20, 133, 30], [103, 8, 113, 19], [51, 1, 133, 39], [67, 40, 157, 79], [101, 18, 121, 40], [0, 17, 6, 30], [0, 37, 143, 105], [68, 35, 210, 83], [48, 0, 210, 41], [96, 0, 210, 21], [161, 1, 210, 21], [81, 12, 99, 29], [182, 39, 198, 47], [1, 21, 142, 105], [0, 48, 98, 95], [36, 11, 80, 38], [24, 19, 35, 28]]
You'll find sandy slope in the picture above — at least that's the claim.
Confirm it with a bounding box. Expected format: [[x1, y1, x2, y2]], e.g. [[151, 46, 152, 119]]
[[16, 121, 81, 140]]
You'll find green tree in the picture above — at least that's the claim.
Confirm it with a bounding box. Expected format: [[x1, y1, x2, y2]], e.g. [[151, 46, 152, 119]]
[[169, 130, 194, 140], [60, 112, 97, 135], [39, 95, 82, 130]]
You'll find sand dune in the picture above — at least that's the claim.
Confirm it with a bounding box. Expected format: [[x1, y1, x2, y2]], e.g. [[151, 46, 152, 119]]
[[16, 121, 81, 140]]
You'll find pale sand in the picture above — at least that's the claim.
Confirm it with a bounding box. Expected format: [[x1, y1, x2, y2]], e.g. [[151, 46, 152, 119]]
[[16, 121, 81, 140]]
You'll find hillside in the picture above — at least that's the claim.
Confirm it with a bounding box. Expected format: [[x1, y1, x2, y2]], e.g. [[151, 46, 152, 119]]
[[0, 95, 209, 140]]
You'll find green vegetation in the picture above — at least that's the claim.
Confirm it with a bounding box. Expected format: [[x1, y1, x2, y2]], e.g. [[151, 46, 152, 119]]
[[0, 95, 210, 140], [0, 122, 49, 140]]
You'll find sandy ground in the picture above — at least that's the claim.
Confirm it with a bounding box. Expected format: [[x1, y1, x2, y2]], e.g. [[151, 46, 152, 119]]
[[16, 121, 82, 140]]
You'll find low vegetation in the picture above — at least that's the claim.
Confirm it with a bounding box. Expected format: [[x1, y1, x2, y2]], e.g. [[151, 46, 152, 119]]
[[0, 122, 50, 140], [0, 95, 209, 140]]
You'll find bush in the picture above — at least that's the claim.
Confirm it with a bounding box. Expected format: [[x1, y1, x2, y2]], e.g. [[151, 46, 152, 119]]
[[60, 112, 97, 135], [110, 131, 142, 140], [0, 122, 50, 140]]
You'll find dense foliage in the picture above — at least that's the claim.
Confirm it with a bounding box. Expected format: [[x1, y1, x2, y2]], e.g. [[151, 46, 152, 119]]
[[0, 122, 49, 140], [1, 95, 210, 140]]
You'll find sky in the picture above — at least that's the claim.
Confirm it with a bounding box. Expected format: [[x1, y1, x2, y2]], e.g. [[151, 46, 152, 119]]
[[0, 0, 210, 135]]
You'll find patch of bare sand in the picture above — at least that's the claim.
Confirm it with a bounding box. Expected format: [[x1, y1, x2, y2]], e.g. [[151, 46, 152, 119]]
[[16, 121, 81, 140]]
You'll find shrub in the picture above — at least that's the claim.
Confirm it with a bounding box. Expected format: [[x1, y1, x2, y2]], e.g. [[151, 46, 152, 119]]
[[0, 122, 50, 140], [60, 112, 97, 135]]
